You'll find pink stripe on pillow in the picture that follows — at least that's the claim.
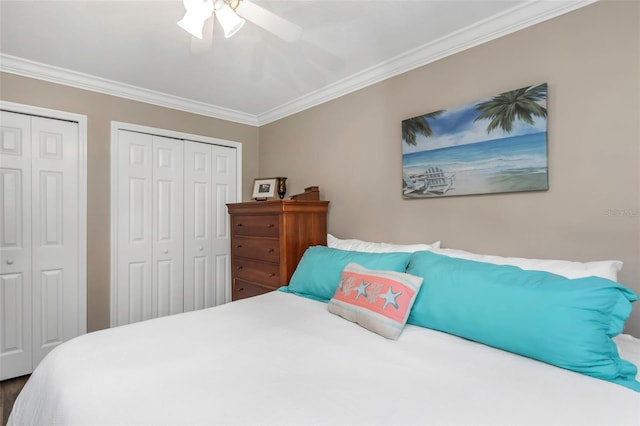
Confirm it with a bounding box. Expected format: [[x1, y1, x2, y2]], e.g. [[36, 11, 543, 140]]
[[328, 263, 423, 340]]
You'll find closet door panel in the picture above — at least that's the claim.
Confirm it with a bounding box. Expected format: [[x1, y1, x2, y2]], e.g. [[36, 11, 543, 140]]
[[115, 130, 153, 326], [30, 117, 80, 365], [0, 111, 32, 380], [152, 136, 183, 317], [113, 128, 237, 326], [211, 145, 237, 306], [183, 141, 212, 312]]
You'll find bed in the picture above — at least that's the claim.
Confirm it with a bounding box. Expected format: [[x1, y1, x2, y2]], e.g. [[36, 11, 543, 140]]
[[9, 241, 640, 425]]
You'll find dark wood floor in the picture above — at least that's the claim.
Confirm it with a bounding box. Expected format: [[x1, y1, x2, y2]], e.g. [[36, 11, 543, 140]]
[[1, 375, 30, 426]]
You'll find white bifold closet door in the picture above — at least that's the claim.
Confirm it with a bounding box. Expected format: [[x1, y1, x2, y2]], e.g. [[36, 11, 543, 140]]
[[0, 110, 83, 380], [113, 129, 236, 327], [183, 142, 236, 311]]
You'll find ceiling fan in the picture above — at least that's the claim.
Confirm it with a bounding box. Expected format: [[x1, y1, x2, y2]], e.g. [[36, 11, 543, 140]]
[[178, 0, 302, 43]]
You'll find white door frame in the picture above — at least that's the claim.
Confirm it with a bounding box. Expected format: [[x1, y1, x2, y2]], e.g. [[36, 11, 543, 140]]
[[0, 100, 88, 337], [110, 121, 242, 327]]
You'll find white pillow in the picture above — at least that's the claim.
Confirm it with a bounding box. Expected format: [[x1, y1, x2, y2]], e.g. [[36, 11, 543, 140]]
[[613, 334, 640, 380], [432, 247, 622, 281], [327, 233, 440, 253]]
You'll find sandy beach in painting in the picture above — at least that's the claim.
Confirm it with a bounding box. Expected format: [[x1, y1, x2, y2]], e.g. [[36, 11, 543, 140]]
[[402, 132, 548, 197], [403, 171, 548, 198], [422, 168, 548, 198]]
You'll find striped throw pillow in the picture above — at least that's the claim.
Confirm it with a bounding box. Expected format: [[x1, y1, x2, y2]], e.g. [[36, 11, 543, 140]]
[[328, 263, 423, 340]]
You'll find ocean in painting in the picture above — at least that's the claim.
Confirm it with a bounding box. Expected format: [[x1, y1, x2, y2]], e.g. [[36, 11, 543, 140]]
[[402, 131, 548, 197]]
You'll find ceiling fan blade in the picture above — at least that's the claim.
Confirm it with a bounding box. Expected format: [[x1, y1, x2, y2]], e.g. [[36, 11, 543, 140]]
[[235, 0, 302, 42], [297, 40, 345, 73], [249, 43, 267, 82], [190, 16, 214, 53]]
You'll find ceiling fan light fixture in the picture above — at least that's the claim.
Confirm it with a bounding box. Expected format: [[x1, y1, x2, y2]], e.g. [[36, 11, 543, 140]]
[[215, 2, 245, 38], [178, 0, 214, 39], [178, 12, 207, 39]]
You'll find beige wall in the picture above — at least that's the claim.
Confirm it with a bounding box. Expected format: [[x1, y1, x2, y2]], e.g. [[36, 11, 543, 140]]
[[0, 73, 260, 331], [259, 1, 640, 334]]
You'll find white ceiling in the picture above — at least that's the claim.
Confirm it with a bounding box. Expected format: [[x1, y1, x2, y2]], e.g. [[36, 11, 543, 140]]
[[0, 0, 594, 126]]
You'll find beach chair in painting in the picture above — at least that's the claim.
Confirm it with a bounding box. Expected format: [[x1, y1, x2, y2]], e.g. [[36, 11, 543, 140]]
[[423, 167, 455, 194], [403, 171, 426, 195]]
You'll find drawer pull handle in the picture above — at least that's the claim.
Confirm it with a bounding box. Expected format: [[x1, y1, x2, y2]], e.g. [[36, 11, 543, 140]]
[[237, 223, 243, 227], [267, 248, 274, 253], [238, 287, 244, 292], [236, 245, 242, 249], [6, 258, 14, 265], [269, 273, 276, 277], [237, 266, 243, 270], [268, 223, 275, 228]]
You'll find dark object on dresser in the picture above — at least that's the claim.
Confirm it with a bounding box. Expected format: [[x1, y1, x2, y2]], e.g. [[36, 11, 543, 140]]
[[290, 186, 320, 200], [277, 177, 287, 199], [227, 200, 329, 301]]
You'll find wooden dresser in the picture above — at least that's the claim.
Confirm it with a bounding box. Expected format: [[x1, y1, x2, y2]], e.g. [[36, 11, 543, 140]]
[[227, 200, 329, 301]]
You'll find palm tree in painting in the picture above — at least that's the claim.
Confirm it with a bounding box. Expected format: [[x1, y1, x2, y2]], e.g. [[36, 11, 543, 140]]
[[402, 111, 444, 145], [474, 83, 547, 134]]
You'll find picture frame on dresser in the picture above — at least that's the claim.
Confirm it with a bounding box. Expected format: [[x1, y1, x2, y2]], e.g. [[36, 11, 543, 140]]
[[252, 177, 278, 200]]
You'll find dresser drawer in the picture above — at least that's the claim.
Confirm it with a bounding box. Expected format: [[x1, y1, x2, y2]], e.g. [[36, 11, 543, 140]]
[[232, 236, 280, 263], [234, 258, 281, 287], [233, 279, 274, 300], [232, 215, 279, 237]]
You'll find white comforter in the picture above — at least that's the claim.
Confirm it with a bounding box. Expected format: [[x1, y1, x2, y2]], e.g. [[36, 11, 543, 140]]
[[9, 291, 640, 425]]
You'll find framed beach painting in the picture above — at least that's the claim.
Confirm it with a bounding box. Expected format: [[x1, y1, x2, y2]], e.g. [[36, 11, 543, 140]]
[[402, 83, 548, 198]]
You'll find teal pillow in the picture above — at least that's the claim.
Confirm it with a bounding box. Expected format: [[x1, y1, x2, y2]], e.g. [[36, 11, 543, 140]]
[[406, 250, 640, 391], [281, 246, 412, 302]]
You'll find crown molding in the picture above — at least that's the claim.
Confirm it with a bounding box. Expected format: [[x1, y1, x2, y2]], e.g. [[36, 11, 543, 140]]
[[0, 54, 259, 126], [256, 0, 597, 125], [0, 0, 595, 128]]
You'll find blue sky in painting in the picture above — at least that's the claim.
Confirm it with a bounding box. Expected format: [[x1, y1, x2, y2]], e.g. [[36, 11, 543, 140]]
[[403, 99, 547, 154], [429, 105, 478, 135]]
